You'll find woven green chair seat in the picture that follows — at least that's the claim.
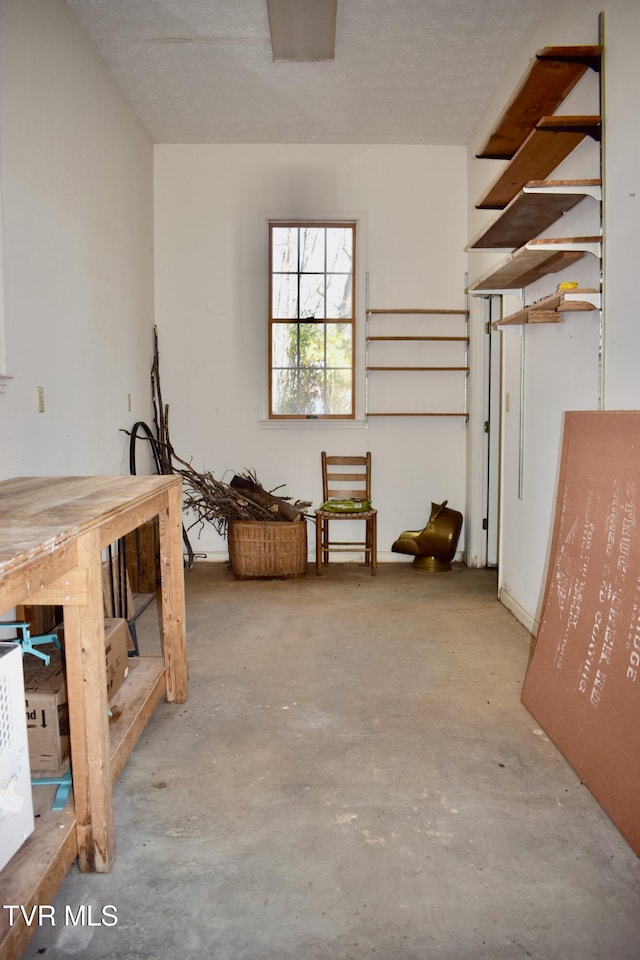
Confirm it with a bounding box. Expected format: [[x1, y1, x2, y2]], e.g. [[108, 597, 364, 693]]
[[319, 498, 372, 513]]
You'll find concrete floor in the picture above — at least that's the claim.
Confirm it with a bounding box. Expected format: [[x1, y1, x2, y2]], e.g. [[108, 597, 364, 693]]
[[24, 562, 640, 960]]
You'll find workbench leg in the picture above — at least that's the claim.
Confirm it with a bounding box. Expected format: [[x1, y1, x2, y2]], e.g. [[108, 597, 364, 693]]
[[64, 528, 115, 872], [158, 482, 188, 703]]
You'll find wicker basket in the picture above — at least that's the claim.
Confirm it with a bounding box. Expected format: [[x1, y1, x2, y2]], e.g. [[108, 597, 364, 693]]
[[228, 519, 308, 579]]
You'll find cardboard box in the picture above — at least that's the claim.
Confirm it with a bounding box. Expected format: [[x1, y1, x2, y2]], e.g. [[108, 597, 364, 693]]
[[23, 619, 131, 771], [104, 618, 131, 700], [55, 617, 132, 700], [23, 644, 69, 773]]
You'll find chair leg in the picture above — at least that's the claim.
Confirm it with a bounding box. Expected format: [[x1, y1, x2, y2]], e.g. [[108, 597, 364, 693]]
[[322, 519, 330, 565], [316, 516, 322, 575], [370, 515, 377, 576]]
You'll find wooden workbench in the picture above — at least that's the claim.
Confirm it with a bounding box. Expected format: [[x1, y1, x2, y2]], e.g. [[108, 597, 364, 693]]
[[0, 476, 188, 959]]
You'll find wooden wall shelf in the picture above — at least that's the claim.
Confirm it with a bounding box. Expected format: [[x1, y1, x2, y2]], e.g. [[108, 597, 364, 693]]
[[470, 179, 600, 250], [469, 244, 587, 292], [366, 336, 469, 342], [527, 234, 601, 258], [367, 366, 469, 372], [477, 45, 602, 160], [492, 288, 601, 327], [366, 308, 468, 316], [366, 412, 470, 418], [477, 116, 601, 210], [470, 39, 603, 344]]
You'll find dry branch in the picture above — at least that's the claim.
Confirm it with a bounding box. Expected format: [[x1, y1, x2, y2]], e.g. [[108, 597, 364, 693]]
[[135, 327, 312, 539]]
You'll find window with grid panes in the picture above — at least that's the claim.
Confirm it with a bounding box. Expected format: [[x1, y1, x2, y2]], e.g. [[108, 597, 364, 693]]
[[269, 221, 356, 419]]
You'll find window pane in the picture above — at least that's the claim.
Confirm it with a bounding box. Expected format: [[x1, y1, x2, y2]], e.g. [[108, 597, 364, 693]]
[[300, 227, 325, 272], [272, 368, 300, 415], [272, 273, 298, 319], [298, 368, 326, 415], [271, 322, 298, 367], [326, 368, 352, 415], [298, 323, 326, 368], [272, 227, 298, 272], [272, 368, 327, 416], [299, 274, 325, 319], [325, 322, 352, 366], [326, 227, 352, 273], [326, 273, 352, 319]]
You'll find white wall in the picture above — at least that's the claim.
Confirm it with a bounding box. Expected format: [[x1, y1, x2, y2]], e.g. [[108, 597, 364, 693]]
[[154, 144, 469, 559], [467, 0, 640, 630], [0, 0, 154, 478]]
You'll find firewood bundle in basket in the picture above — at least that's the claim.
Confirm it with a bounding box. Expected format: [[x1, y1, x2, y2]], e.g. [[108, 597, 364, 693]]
[[177, 465, 312, 539]]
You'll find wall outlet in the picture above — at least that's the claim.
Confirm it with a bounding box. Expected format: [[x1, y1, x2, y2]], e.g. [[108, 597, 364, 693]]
[[127, 393, 132, 412], [37, 386, 45, 413]]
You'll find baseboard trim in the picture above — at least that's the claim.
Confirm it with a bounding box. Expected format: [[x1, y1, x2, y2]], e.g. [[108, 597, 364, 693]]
[[187, 550, 465, 565], [498, 586, 538, 635]]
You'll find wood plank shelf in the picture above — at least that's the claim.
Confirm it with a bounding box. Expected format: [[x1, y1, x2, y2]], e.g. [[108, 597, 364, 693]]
[[367, 412, 470, 418], [109, 657, 166, 781], [367, 336, 469, 342], [492, 288, 601, 327], [477, 45, 602, 160], [468, 239, 596, 293], [477, 116, 601, 210], [367, 366, 469, 372], [469, 179, 600, 250], [366, 308, 468, 316], [527, 234, 601, 258]]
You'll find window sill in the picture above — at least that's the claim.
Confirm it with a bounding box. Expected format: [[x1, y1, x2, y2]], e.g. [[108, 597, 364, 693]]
[[259, 417, 368, 429]]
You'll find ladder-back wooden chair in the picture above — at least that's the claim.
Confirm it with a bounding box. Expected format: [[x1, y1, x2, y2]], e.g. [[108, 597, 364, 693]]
[[315, 452, 377, 575]]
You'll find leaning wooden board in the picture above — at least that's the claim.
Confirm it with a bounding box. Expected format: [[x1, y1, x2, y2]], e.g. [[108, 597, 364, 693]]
[[522, 411, 640, 855]]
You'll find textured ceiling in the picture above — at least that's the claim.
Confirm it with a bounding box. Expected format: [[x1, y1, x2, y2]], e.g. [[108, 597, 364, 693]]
[[63, 0, 546, 144]]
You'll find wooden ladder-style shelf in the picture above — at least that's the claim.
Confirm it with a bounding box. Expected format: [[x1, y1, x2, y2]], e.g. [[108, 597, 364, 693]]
[[469, 179, 601, 250], [477, 45, 602, 160], [492, 288, 601, 327], [365, 309, 469, 418]]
